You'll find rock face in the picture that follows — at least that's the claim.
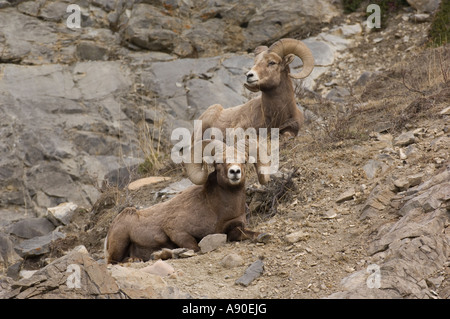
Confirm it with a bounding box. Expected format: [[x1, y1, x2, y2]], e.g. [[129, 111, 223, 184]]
[[0, 60, 141, 216], [121, 0, 339, 57], [2, 249, 122, 299], [0, 0, 348, 218], [330, 167, 450, 299]]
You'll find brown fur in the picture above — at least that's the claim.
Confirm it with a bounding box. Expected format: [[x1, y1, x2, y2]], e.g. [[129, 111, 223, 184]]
[[198, 49, 304, 138], [105, 162, 261, 264]]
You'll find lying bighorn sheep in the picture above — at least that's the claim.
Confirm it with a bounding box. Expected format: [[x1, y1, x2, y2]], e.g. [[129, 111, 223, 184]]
[[198, 38, 314, 137], [105, 140, 269, 264]]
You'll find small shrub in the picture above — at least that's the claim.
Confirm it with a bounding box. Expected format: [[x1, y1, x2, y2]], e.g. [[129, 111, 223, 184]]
[[428, 0, 450, 47]]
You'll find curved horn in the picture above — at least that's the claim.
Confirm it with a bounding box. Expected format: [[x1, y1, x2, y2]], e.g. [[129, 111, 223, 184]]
[[269, 38, 314, 79], [184, 139, 225, 185]]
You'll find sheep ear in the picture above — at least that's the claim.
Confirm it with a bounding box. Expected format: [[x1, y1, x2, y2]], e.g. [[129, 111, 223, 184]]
[[282, 53, 295, 68], [254, 46, 268, 55]]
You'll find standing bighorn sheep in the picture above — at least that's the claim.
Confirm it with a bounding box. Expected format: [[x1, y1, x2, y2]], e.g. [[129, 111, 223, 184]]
[[197, 38, 314, 138], [105, 140, 269, 264]]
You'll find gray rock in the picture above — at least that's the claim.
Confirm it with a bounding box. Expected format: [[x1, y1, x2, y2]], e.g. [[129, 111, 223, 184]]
[[144, 56, 220, 99], [406, 0, 441, 13], [412, 13, 431, 23], [0, 233, 23, 273], [243, 0, 338, 50], [235, 259, 264, 286], [285, 230, 309, 243], [393, 173, 424, 192], [38, 1, 70, 22], [46, 202, 78, 226], [0, 64, 81, 100], [152, 178, 191, 197], [6, 250, 121, 299], [363, 159, 386, 179], [15, 230, 66, 257], [123, 3, 187, 53], [141, 260, 175, 277], [186, 77, 246, 119], [220, 253, 244, 268], [0, 58, 141, 215], [360, 185, 395, 220], [354, 71, 379, 87], [8, 218, 55, 239], [109, 264, 167, 299], [76, 41, 109, 61], [326, 86, 350, 102], [331, 23, 362, 38], [336, 188, 356, 203], [198, 234, 227, 253], [73, 61, 132, 100], [334, 168, 450, 299], [0, 8, 60, 65], [394, 131, 417, 147], [301, 39, 335, 66]]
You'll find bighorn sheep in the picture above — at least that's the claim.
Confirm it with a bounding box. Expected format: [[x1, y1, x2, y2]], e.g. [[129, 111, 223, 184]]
[[105, 140, 269, 264], [197, 38, 314, 138]]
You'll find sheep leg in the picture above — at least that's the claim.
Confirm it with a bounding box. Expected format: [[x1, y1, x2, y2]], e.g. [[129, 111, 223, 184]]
[[279, 118, 301, 137], [227, 226, 259, 241], [225, 221, 259, 241], [167, 232, 200, 252], [106, 235, 131, 264]]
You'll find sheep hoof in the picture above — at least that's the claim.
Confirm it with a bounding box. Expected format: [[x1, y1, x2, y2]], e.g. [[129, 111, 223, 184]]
[[256, 233, 271, 244]]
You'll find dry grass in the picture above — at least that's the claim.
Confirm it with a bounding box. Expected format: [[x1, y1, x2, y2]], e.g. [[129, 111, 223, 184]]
[[299, 45, 449, 154], [135, 103, 170, 176], [247, 166, 299, 221]]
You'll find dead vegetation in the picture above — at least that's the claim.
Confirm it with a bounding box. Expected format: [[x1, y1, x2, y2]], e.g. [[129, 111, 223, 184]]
[[247, 167, 299, 220]]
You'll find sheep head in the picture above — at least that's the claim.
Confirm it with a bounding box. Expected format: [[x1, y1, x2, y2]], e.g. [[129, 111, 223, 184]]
[[244, 38, 314, 92], [184, 139, 270, 186]]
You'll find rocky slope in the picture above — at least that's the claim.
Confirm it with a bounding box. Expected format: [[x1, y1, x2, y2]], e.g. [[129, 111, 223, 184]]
[[0, 0, 449, 299]]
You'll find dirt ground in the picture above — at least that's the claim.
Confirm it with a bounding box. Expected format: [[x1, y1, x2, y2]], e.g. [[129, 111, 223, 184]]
[[55, 9, 448, 299]]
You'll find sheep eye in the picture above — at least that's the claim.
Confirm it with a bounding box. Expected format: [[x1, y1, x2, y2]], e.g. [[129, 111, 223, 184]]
[[268, 61, 276, 66]]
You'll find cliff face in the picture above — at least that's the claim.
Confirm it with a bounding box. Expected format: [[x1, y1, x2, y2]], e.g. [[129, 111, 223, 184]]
[[0, 0, 449, 300], [0, 0, 341, 216]]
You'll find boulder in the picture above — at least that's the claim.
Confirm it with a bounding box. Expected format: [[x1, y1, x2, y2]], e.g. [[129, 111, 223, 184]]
[[122, 3, 189, 54], [109, 265, 167, 299], [360, 185, 395, 220], [393, 131, 417, 147], [198, 234, 227, 253], [8, 218, 55, 239], [363, 159, 386, 179], [242, 0, 339, 50], [406, 0, 441, 13], [220, 253, 244, 269], [141, 260, 175, 277], [0, 233, 23, 274], [15, 230, 66, 257], [4, 250, 121, 299], [46, 202, 78, 226]]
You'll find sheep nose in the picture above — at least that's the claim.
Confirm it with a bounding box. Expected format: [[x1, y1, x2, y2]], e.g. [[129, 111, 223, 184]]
[[230, 168, 241, 175], [246, 71, 254, 81]]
